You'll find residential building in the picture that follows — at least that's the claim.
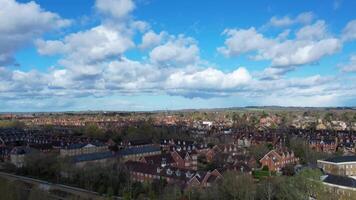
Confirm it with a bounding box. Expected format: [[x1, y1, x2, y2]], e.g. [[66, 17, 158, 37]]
[[317, 156, 356, 176], [125, 161, 222, 188], [321, 174, 356, 200], [60, 143, 108, 157], [72, 151, 117, 168], [170, 150, 198, 170], [259, 150, 299, 172], [10, 146, 31, 168], [118, 145, 161, 161]]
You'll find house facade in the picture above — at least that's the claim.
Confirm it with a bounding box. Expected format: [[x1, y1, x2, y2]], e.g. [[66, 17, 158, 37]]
[[259, 150, 299, 172], [60, 143, 108, 157], [170, 150, 198, 170], [125, 161, 222, 189], [317, 156, 356, 176], [118, 145, 161, 161]]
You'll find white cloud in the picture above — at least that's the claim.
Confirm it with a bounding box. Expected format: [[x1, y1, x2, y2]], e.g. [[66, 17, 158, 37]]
[[166, 67, 251, 90], [262, 38, 341, 67], [296, 20, 328, 40], [340, 55, 356, 72], [150, 35, 200, 67], [36, 40, 66, 55], [268, 12, 314, 27], [103, 58, 163, 91], [0, 0, 70, 65], [139, 31, 167, 49], [218, 21, 342, 72], [95, 0, 135, 19], [342, 19, 356, 42], [217, 28, 273, 56], [37, 25, 134, 64]]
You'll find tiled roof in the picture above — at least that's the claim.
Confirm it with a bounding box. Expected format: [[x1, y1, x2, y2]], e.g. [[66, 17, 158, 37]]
[[143, 153, 175, 166], [125, 161, 202, 181]]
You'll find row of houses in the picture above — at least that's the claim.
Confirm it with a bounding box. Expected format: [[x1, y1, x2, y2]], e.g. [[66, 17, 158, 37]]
[[125, 161, 222, 188]]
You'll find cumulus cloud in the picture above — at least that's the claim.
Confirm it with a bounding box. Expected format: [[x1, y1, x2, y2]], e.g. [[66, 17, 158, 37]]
[[149, 35, 200, 67], [260, 38, 341, 67], [103, 58, 164, 91], [0, 0, 70, 65], [36, 0, 146, 83], [139, 31, 167, 49], [218, 20, 342, 76], [217, 28, 273, 56], [37, 25, 134, 64], [165, 67, 251, 90], [268, 12, 314, 27], [95, 0, 135, 19]]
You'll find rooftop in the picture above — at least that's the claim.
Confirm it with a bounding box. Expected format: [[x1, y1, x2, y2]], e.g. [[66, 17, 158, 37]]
[[118, 145, 161, 156], [73, 151, 116, 163], [323, 174, 356, 188], [323, 156, 356, 163]]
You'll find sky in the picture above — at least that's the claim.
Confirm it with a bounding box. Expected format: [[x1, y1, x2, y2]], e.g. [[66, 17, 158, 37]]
[[0, 0, 356, 112]]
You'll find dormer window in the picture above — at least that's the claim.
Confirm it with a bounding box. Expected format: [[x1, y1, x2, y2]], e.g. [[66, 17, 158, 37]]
[[175, 170, 181, 176], [185, 171, 193, 178], [161, 158, 167, 167], [166, 168, 173, 175]]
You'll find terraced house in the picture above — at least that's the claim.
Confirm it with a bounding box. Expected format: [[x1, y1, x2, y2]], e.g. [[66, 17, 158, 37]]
[[125, 161, 222, 188], [259, 149, 299, 172]]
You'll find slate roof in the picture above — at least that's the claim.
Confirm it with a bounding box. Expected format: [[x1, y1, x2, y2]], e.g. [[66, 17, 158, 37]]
[[10, 146, 31, 155], [323, 156, 356, 163], [73, 151, 116, 163], [127, 139, 153, 146], [323, 174, 356, 188], [64, 143, 87, 149], [143, 153, 175, 166], [118, 145, 160, 156], [125, 161, 203, 182]]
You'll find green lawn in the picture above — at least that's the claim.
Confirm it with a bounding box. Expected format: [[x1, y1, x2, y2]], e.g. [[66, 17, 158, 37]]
[[252, 170, 276, 179]]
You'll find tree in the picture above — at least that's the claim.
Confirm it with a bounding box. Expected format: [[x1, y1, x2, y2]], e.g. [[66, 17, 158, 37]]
[[256, 177, 279, 200], [84, 123, 105, 139], [250, 144, 270, 163], [218, 171, 256, 200], [161, 185, 182, 200]]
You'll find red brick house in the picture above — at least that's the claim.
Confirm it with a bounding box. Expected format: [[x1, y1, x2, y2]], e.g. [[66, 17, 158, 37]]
[[139, 153, 176, 167], [205, 146, 221, 163], [309, 139, 337, 153], [259, 150, 299, 172], [139, 150, 198, 170], [170, 150, 198, 170], [125, 161, 222, 189]]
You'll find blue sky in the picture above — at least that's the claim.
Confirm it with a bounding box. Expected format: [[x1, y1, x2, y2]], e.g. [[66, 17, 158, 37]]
[[0, 0, 355, 111]]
